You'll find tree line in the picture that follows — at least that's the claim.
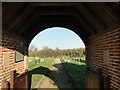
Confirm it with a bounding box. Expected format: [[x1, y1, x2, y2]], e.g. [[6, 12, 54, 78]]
[[29, 45, 85, 58]]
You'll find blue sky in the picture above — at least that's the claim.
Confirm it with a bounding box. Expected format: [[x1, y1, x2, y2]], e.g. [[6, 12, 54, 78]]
[[29, 27, 85, 50]]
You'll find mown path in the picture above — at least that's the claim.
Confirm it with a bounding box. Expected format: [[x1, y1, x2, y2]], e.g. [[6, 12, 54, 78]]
[[38, 58, 78, 89]]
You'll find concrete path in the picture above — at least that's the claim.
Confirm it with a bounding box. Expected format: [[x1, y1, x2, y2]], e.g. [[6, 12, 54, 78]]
[[38, 58, 78, 89]]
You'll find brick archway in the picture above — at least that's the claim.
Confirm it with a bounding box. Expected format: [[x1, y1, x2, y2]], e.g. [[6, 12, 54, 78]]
[[1, 2, 120, 89]]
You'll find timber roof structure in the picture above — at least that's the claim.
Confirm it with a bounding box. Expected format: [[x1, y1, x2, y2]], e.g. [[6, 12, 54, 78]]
[[2, 2, 120, 45]]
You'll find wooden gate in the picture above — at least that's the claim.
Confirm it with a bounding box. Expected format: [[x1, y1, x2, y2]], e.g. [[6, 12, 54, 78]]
[[2, 69, 28, 89], [86, 68, 110, 90], [10, 69, 28, 89], [1, 80, 9, 90], [86, 70, 100, 89]]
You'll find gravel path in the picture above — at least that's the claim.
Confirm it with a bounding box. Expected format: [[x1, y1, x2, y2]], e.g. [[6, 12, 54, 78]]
[[38, 58, 78, 89]]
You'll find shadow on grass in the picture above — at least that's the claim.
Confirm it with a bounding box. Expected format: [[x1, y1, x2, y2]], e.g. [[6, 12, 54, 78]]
[[61, 62, 86, 88], [28, 62, 86, 90], [28, 66, 49, 89], [71, 59, 86, 63], [80, 59, 86, 63]]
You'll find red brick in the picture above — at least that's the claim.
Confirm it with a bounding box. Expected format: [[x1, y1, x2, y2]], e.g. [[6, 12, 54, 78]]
[[87, 28, 120, 88]]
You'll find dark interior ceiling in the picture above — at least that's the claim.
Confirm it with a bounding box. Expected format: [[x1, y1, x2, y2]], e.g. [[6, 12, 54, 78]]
[[2, 2, 120, 45]]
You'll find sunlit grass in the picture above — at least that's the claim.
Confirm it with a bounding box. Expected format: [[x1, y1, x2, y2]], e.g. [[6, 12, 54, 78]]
[[28, 58, 54, 88], [61, 57, 86, 88]]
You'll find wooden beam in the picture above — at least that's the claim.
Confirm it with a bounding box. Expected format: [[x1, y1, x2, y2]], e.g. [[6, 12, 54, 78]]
[[35, 6, 77, 16], [85, 3, 117, 27], [38, 16, 73, 21], [18, 15, 38, 35], [29, 2, 79, 7], [2, 2, 8, 15], [26, 21, 88, 44], [100, 2, 119, 23], [74, 9, 97, 34], [36, 11, 95, 35], [82, 3, 106, 28], [2, 3, 28, 29], [73, 13, 95, 35], [22, 18, 40, 38], [35, 12, 73, 16], [21, 16, 73, 36], [20, 12, 93, 42], [26, 21, 73, 40], [28, 14, 92, 36], [88, 23, 120, 39], [7, 5, 36, 31], [76, 3, 104, 32]]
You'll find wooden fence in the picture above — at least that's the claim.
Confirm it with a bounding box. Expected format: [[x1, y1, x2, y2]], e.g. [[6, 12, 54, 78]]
[[10, 69, 28, 89], [2, 68, 110, 89], [1, 80, 9, 90], [86, 68, 110, 90], [2, 69, 28, 89]]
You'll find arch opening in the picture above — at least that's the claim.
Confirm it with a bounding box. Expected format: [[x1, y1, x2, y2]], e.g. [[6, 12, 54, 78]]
[[29, 27, 85, 50], [27, 25, 88, 46], [28, 27, 86, 88]]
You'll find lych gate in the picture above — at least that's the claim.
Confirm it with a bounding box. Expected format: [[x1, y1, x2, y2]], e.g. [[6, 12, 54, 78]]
[[1, 2, 120, 89]]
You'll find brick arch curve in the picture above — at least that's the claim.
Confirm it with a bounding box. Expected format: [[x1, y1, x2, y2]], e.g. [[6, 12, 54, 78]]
[[28, 26, 87, 47], [29, 26, 86, 50]]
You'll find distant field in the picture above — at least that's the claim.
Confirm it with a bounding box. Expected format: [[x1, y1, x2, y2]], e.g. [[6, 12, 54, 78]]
[[28, 58, 54, 88], [61, 57, 86, 88]]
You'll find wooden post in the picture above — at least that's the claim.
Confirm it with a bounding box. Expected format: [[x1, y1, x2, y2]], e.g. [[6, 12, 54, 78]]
[[25, 69, 28, 89], [10, 70, 16, 88], [2, 80, 9, 90], [97, 68, 103, 90], [104, 75, 110, 89]]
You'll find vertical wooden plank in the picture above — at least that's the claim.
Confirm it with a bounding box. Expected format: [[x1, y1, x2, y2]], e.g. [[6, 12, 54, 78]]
[[2, 80, 9, 90], [104, 75, 110, 89], [86, 70, 89, 88], [10, 70, 16, 88], [97, 68, 103, 90], [25, 69, 28, 89], [86, 69, 99, 89]]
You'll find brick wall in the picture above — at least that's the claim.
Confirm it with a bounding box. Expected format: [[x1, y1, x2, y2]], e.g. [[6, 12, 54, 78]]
[[87, 28, 120, 89], [0, 31, 28, 88], [1, 28, 120, 89]]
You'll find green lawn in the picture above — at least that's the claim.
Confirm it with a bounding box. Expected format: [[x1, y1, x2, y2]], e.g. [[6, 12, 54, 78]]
[[61, 57, 86, 88], [28, 58, 54, 88]]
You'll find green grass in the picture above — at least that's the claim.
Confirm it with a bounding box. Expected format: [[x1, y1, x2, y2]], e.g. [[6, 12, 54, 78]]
[[28, 58, 54, 88], [61, 57, 86, 88]]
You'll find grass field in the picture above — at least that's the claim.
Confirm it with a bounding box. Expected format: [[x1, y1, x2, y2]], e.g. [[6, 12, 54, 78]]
[[28, 58, 54, 88], [28, 57, 86, 88], [61, 57, 86, 88]]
